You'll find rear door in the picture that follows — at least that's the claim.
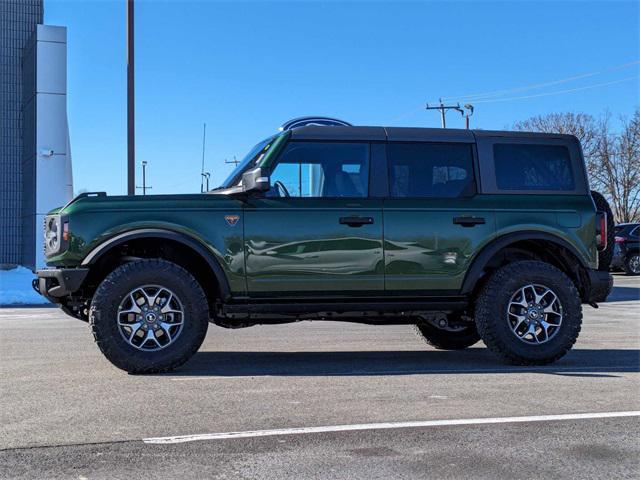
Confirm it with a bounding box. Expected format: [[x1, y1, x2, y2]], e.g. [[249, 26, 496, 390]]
[[243, 140, 384, 297], [382, 130, 496, 294]]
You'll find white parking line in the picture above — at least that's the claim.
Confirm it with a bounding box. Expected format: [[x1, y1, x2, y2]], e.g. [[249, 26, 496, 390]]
[[143, 411, 640, 444]]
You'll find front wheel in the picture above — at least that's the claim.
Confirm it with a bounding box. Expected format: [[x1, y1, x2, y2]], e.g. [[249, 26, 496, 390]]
[[89, 259, 209, 374], [475, 260, 582, 365]]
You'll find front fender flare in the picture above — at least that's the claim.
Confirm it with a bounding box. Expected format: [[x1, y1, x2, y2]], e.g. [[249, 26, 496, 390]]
[[80, 228, 231, 300]]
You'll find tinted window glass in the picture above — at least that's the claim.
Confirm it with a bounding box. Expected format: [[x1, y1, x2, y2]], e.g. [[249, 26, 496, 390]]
[[493, 144, 574, 191], [267, 142, 369, 198], [387, 143, 474, 198]]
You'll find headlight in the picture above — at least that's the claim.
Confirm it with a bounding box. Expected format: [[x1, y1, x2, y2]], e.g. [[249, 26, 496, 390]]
[[44, 215, 63, 256]]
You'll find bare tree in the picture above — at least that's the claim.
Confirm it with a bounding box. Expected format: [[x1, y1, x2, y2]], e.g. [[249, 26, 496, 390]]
[[614, 110, 640, 222], [514, 109, 640, 223]]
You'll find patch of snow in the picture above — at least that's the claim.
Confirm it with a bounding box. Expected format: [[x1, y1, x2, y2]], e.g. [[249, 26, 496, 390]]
[[0, 267, 49, 305]]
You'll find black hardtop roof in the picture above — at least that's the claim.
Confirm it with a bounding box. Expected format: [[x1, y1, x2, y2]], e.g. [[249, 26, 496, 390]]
[[289, 125, 578, 143]]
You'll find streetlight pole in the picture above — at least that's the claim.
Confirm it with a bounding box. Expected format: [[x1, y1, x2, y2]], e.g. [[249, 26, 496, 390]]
[[126, 0, 135, 195], [463, 104, 475, 129], [136, 161, 152, 195]]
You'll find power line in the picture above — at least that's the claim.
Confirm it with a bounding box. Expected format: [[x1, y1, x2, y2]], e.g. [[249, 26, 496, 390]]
[[440, 60, 639, 102], [471, 75, 639, 104], [390, 69, 639, 125]]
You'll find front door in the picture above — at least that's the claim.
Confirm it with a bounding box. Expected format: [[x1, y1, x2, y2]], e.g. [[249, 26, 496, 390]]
[[383, 141, 496, 293], [244, 140, 384, 297]]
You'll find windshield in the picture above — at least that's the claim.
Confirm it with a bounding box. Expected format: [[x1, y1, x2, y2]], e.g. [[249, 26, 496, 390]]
[[218, 135, 277, 188]]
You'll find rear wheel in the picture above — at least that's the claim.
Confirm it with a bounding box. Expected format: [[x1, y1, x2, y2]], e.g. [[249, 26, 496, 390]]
[[624, 254, 640, 275], [415, 315, 480, 350], [475, 260, 582, 365], [89, 259, 209, 374]]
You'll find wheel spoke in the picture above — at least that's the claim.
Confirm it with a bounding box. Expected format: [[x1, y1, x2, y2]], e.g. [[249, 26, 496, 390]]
[[143, 329, 161, 348], [513, 287, 530, 308], [141, 288, 161, 308], [122, 322, 143, 341], [527, 324, 540, 343], [539, 320, 553, 341], [510, 313, 527, 332], [119, 293, 142, 314], [157, 321, 176, 342]]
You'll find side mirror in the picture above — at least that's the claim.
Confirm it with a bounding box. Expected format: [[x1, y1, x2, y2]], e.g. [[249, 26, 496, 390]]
[[241, 167, 270, 193]]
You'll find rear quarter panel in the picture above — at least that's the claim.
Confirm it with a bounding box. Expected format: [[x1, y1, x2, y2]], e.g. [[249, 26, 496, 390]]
[[490, 194, 598, 269]]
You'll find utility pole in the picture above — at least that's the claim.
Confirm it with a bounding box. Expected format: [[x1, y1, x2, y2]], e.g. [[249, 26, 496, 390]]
[[136, 161, 152, 195], [463, 104, 474, 129], [225, 156, 239, 167], [126, 0, 135, 195], [425, 99, 463, 128], [200, 123, 207, 193]]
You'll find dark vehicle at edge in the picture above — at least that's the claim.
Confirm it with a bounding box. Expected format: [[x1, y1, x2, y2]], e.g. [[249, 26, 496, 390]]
[[612, 223, 640, 275]]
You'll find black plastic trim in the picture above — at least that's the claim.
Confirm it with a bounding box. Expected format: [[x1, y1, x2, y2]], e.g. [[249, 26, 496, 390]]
[[586, 269, 613, 303], [81, 228, 232, 300], [35, 268, 90, 299], [223, 298, 468, 315]]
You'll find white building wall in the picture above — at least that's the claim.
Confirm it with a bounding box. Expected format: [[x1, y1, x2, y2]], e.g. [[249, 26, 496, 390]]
[[22, 25, 73, 269]]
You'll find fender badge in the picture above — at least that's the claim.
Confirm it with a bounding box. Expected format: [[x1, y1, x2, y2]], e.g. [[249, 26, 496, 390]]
[[225, 215, 240, 227]]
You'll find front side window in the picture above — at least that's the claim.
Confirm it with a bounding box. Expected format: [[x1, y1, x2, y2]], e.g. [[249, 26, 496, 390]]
[[267, 142, 370, 198], [493, 144, 574, 191], [387, 143, 475, 198]]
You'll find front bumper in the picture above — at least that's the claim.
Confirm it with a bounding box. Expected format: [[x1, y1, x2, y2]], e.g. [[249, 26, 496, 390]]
[[586, 269, 613, 304], [32, 268, 90, 301]]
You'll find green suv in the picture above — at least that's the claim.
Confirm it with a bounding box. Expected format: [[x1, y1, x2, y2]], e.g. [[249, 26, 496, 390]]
[[35, 117, 613, 373]]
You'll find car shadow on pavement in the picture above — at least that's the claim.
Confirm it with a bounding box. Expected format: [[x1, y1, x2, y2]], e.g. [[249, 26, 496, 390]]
[[164, 348, 640, 377], [605, 285, 640, 302]]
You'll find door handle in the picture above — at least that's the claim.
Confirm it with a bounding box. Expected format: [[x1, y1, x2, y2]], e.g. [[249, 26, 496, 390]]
[[339, 216, 374, 227], [453, 216, 485, 227]]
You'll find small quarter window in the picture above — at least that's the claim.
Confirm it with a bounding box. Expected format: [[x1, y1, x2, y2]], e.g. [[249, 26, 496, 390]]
[[493, 144, 574, 191]]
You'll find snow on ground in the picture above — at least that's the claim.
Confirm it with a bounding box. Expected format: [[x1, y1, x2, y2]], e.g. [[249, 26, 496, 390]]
[[0, 267, 49, 305]]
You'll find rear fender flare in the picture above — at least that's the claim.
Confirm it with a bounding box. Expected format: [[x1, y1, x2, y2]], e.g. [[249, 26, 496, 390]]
[[460, 231, 587, 295]]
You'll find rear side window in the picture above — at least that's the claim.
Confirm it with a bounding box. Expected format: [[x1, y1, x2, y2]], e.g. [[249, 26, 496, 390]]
[[493, 144, 574, 191], [387, 143, 475, 198]]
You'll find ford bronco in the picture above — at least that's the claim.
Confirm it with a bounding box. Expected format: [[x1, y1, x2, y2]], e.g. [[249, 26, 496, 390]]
[[35, 117, 613, 373]]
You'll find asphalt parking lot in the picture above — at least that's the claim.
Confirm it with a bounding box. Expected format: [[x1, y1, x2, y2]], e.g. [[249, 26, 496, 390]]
[[1, 274, 639, 479]]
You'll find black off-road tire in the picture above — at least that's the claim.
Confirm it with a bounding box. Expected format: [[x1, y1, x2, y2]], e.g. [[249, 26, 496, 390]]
[[414, 320, 480, 350], [591, 190, 615, 271], [89, 259, 209, 374], [624, 254, 640, 276], [475, 260, 582, 365]]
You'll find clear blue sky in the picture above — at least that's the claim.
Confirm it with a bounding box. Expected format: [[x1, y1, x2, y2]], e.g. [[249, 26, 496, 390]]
[[45, 0, 639, 195]]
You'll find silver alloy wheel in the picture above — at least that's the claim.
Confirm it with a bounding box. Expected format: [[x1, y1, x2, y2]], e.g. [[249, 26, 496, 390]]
[[117, 285, 184, 351], [507, 284, 563, 345], [629, 255, 640, 274]]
